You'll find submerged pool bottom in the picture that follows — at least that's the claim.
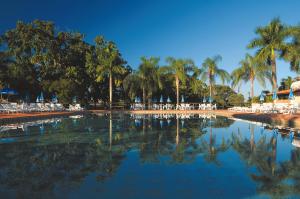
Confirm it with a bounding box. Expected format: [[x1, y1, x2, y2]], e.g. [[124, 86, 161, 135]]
[[0, 114, 299, 199]]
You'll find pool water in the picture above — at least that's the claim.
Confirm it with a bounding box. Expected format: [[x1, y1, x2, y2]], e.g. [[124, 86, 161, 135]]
[[0, 113, 299, 199]]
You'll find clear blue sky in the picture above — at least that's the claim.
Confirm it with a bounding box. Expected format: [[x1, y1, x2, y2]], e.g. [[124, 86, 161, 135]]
[[1, 0, 300, 97]]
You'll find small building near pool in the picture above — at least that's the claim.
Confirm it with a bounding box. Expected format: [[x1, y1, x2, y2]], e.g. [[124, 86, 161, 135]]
[[265, 78, 300, 103]]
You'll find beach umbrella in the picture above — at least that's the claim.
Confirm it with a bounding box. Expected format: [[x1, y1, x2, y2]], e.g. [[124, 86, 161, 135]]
[[167, 96, 171, 103], [160, 95, 163, 103], [289, 88, 295, 100], [272, 91, 278, 101], [0, 88, 18, 100], [135, 96, 138, 103], [0, 88, 18, 95], [181, 95, 184, 103], [72, 96, 77, 104], [36, 96, 40, 103], [259, 92, 265, 102], [208, 96, 213, 103], [52, 94, 58, 103], [52, 95, 58, 103], [39, 92, 44, 103], [203, 97, 207, 103]]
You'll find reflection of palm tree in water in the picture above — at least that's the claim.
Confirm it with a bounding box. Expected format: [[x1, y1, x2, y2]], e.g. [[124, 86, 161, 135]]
[[176, 117, 179, 145], [200, 117, 230, 165], [209, 118, 215, 156], [250, 124, 255, 152], [270, 135, 277, 175], [109, 114, 112, 150], [231, 128, 292, 197]]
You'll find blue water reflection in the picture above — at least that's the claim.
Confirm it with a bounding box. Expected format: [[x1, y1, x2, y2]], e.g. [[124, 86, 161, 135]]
[[0, 114, 300, 198]]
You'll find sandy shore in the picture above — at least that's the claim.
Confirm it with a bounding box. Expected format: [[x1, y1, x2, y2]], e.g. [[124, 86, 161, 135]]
[[1, 109, 300, 128]]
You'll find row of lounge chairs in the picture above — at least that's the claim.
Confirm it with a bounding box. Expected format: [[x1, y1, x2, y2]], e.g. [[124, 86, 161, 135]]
[[131, 103, 217, 110], [229, 103, 299, 114], [0, 103, 84, 113], [0, 103, 65, 113]]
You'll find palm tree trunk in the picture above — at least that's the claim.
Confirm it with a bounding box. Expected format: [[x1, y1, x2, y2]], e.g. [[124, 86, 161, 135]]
[[271, 49, 277, 91], [109, 69, 113, 109], [175, 76, 179, 105], [271, 137, 277, 175], [250, 77, 254, 100], [209, 78, 212, 105], [209, 118, 214, 154], [148, 93, 152, 109], [176, 117, 179, 145], [250, 124, 255, 151], [142, 117, 145, 134], [109, 113, 112, 150], [142, 87, 146, 109]]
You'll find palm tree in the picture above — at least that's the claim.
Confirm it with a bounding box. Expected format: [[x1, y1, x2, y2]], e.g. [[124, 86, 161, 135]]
[[283, 25, 300, 73], [231, 53, 270, 99], [231, 67, 244, 93], [201, 55, 230, 104], [248, 18, 289, 92], [87, 36, 127, 109], [123, 57, 161, 107], [137, 57, 161, 105], [163, 57, 196, 105], [123, 73, 141, 101]]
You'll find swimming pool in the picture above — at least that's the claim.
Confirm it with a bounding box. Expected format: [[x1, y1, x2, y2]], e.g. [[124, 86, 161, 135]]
[[0, 113, 299, 198]]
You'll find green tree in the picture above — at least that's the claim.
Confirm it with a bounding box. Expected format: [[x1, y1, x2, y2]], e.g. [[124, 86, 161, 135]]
[[86, 36, 128, 108], [283, 25, 300, 73], [231, 53, 270, 99], [278, 76, 293, 90], [248, 18, 290, 92], [2, 20, 92, 104], [162, 57, 196, 105], [201, 55, 230, 104], [137, 56, 161, 105], [123, 72, 141, 101]]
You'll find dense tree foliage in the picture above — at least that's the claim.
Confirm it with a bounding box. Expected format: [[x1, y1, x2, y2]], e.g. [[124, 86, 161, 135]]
[[0, 20, 130, 105], [2, 18, 300, 108]]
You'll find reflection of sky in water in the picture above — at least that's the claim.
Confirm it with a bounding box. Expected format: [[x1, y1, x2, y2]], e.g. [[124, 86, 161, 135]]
[[0, 114, 300, 198]]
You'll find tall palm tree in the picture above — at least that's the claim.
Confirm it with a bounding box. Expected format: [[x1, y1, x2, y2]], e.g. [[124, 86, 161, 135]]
[[248, 18, 289, 92], [137, 56, 161, 105], [231, 53, 271, 99], [103, 42, 127, 109], [163, 57, 196, 105], [87, 36, 127, 109], [123, 57, 161, 106], [201, 55, 230, 104]]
